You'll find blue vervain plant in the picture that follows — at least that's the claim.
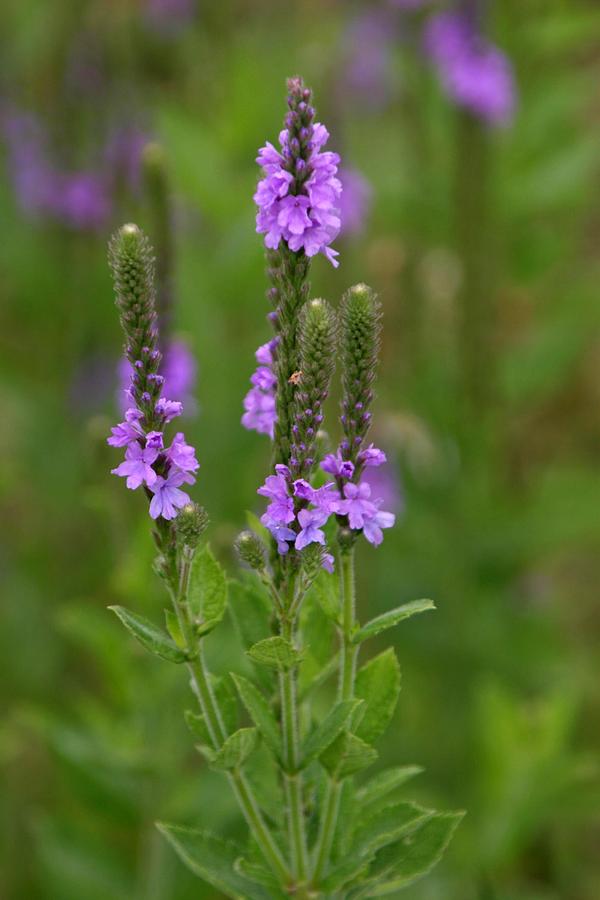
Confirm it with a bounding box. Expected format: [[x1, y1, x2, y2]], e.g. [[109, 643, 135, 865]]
[[106, 77, 463, 899]]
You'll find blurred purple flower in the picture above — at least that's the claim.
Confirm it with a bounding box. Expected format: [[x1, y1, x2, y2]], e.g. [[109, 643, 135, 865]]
[[362, 460, 404, 517], [118, 338, 197, 415], [424, 12, 516, 126], [3, 111, 58, 218], [55, 171, 111, 231], [339, 168, 372, 237], [144, 0, 196, 33], [338, 11, 397, 111], [105, 125, 149, 195]]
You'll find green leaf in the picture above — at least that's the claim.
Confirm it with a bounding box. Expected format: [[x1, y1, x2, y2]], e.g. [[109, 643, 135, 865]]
[[234, 857, 283, 894], [365, 811, 465, 895], [301, 700, 363, 769], [309, 570, 340, 623], [184, 709, 211, 744], [108, 606, 187, 664], [356, 766, 424, 809], [320, 731, 378, 780], [157, 824, 271, 899], [355, 648, 401, 745], [165, 609, 185, 648], [228, 578, 271, 651], [188, 545, 228, 635], [213, 673, 239, 735], [231, 673, 281, 760], [352, 802, 433, 856], [352, 600, 435, 645], [320, 853, 374, 893], [247, 637, 302, 670], [211, 727, 258, 771]]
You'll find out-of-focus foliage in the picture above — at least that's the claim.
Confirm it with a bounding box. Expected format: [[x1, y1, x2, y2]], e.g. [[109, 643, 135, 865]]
[[1, 1, 599, 898]]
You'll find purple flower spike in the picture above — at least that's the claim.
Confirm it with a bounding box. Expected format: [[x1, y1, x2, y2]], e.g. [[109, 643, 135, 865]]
[[254, 92, 342, 266], [149, 470, 192, 520], [295, 508, 328, 551], [112, 442, 159, 489], [242, 336, 279, 438]]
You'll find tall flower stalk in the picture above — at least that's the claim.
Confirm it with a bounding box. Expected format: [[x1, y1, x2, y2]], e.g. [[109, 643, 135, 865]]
[[106, 80, 462, 899]]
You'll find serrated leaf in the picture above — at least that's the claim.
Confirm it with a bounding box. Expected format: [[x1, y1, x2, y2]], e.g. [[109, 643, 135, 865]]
[[228, 578, 272, 650], [353, 802, 433, 856], [310, 570, 340, 623], [231, 673, 281, 760], [352, 600, 435, 645], [188, 545, 227, 635], [356, 766, 424, 809], [320, 731, 378, 780], [365, 811, 465, 895], [211, 727, 258, 771], [165, 609, 186, 648], [301, 700, 362, 769], [355, 649, 401, 745], [247, 637, 302, 670], [108, 606, 187, 663], [157, 824, 271, 900]]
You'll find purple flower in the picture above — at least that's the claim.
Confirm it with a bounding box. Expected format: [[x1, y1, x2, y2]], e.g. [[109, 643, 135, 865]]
[[155, 398, 183, 422], [257, 472, 295, 524], [338, 481, 379, 530], [362, 461, 404, 517], [363, 509, 396, 546], [358, 444, 387, 468], [424, 12, 516, 126], [146, 430, 164, 451], [242, 337, 279, 438], [322, 552, 335, 573], [321, 451, 355, 480], [261, 516, 297, 555], [149, 470, 193, 520], [295, 508, 328, 551], [293, 480, 341, 515], [255, 113, 342, 265], [55, 171, 111, 232], [107, 408, 144, 447], [112, 442, 159, 489], [339, 168, 372, 237], [166, 432, 199, 472], [338, 12, 396, 112], [162, 339, 198, 408]]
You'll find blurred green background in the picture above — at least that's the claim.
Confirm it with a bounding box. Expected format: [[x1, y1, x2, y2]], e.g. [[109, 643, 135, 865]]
[[1, 1, 599, 897]]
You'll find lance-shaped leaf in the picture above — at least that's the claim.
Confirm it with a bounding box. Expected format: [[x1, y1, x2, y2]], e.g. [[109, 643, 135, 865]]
[[109, 606, 188, 663], [352, 802, 433, 856], [188, 545, 228, 635], [301, 700, 363, 769], [157, 824, 271, 900], [354, 648, 401, 745], [165, 609, 186, 648], [231, 673, 281, 760], [247, 637, 303, 670], [352, 600, 435, 645], [320, 731, 378, 780], [320, 853, 374, 893], [211, 727, 258, 771], [356, 766, 424, 809], [365, 811, 465, 895], [234, 856, 284, 895]]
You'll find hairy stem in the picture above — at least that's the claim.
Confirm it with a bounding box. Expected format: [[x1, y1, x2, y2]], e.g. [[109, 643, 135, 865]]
[[172, 550, 290, 884], [311, 547, 357, 887], [280, 614, 309, 883]]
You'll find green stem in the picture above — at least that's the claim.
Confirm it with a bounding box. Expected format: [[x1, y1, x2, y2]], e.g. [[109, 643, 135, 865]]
[[311, 547, 358, 888], [172, 550, 290, 885], [280, 615, 309, 883]]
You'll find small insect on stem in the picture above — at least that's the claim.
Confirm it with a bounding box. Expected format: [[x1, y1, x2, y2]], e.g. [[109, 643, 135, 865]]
[[288, 371, 303, 385]]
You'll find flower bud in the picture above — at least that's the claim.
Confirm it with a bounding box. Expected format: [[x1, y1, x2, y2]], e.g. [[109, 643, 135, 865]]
[[176, 503, 209, 549], [235, 530, 267, 571]]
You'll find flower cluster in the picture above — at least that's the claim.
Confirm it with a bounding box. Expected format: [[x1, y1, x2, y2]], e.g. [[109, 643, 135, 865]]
[[109, 401, 199, 521], [424, 12, 516, 126], [258, 441, 395, 557], [242, 337, 279, 437], [118, 338, 198, 415], [254, 78, 342, 267]]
